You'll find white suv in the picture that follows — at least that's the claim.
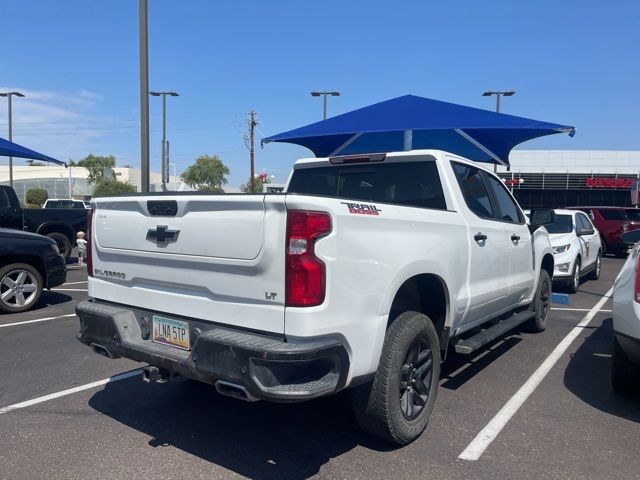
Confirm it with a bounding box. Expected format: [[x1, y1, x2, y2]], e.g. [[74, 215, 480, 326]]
[[527, 209, 602, 293]]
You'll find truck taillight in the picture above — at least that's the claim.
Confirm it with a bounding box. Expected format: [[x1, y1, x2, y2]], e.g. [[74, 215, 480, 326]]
[[286, 210, 332, 307], [86, 208, 93, 277]]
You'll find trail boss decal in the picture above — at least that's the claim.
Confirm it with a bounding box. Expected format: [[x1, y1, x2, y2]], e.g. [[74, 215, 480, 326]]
[[341, 202, 382, 216]]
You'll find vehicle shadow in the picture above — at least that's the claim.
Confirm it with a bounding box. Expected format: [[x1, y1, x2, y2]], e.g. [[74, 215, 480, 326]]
[[31, 291, 73, 311], [89, 377, 396, 479], [563, 318, 640, 422], [440, 336, 522, 390]]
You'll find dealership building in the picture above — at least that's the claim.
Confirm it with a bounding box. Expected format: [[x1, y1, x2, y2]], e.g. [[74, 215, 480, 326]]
[[497, 150, 640, 209]]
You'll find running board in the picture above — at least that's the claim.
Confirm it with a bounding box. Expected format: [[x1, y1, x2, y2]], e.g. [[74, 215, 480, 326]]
[[452, 311, 535, 354]]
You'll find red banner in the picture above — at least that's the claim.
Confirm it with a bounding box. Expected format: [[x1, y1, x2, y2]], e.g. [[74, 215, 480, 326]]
[[585, 177, 633, 189]]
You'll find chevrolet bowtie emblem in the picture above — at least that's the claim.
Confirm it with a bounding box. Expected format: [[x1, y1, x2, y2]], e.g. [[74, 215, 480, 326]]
[[146, 225, 180, 244]]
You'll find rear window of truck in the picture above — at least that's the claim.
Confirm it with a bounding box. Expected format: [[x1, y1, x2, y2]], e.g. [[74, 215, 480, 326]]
[[287, 162, 447, 210]]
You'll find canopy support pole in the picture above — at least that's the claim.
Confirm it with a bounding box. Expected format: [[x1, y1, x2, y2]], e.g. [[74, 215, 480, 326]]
[[454, 129, 507, 166], [403, 130, 413, 151], [330, 133, 362, 156]]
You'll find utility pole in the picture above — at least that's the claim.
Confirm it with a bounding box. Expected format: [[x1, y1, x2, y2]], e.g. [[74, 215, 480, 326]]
[[248, 111, 258, 192], [139, 0, 150, 192]]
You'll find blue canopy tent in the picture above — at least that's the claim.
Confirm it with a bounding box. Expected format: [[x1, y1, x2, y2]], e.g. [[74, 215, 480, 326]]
[[0, 137, 66, 166], [262, 95, 575, 166]]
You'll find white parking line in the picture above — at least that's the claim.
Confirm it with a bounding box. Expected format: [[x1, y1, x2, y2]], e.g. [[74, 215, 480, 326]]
[[0, 313, 77, 329], [458, 286, 614, 461], [62, 281, 88, 286], [52, 288, 88, 292], [0, 369, 142, 415], [551, 307, 612, 313]]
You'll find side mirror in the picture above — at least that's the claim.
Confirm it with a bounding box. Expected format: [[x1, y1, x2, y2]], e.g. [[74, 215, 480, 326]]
[[622, 230, 640, 245], [577, 227, 594, 236], [530, 209, 556, 227]]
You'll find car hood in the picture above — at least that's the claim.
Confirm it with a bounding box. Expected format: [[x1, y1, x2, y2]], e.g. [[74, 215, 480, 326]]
[[0, 228, 54, 243], [548, 232, 574, 247]]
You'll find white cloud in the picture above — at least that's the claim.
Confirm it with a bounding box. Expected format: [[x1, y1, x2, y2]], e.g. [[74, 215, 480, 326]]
[[0, 87, 126, 163]]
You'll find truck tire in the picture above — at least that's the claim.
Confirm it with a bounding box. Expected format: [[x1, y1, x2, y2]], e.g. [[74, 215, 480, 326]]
[[352, 311, 440, 445], [525, 269, 551, 333], [0, 263, 43, 313], [567, 258, 581, 294], [611, 335, 639, 394], [47, 232, 72, 260]]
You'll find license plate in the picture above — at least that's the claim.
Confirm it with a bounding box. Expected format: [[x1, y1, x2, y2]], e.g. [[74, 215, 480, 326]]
[[152, 315, 190, 350]]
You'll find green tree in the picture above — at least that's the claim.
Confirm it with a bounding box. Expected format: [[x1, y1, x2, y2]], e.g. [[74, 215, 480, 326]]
[[25, 188, 48, 207], [180, 155, 229, 192], [76, 154, 117, 184], [92, 179, 137, 197]]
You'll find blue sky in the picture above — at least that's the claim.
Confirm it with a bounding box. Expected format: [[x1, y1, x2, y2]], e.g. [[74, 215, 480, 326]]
[[1, 0, 638, 186]]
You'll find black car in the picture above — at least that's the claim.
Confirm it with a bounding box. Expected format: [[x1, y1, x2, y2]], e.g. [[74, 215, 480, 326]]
[[0, 228, 67, 313], [0, 186, 87, 259]]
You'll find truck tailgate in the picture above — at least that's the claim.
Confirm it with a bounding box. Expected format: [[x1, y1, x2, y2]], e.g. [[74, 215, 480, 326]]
[[89, 195, 286, 334]]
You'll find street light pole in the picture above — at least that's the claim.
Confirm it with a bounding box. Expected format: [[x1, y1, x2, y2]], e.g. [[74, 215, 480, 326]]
[[139, 0, 150, 193], [482, 90, 515, 171], [150, 91, 179, 191], [0, 91, 26, 188], [310, 91, 341, 120]]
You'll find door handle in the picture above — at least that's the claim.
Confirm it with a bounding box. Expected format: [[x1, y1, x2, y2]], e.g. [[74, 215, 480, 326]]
[[474, 233, 487, 241], [511, 234, 520, 242]]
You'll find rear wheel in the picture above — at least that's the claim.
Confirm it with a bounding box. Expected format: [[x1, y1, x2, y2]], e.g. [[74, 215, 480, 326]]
[[612, 335, 639, 394], [589, 250, 602, 280], [0, 263, 43, 313], [352, 311, 440, 445], [526, 269, 551, 333], [567, 258, 581, 294], [46, 232, 72, 260]]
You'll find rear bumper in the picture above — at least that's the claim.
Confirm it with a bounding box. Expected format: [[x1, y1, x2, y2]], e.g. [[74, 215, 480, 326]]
[[76, 300, 350, 402]]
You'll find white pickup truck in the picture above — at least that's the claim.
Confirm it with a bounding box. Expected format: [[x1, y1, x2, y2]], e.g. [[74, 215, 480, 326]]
[[76, 149, 555, 444]]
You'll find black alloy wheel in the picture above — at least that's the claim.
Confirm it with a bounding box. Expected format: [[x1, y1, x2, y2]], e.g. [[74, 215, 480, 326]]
[[399, 338, 433, 420]]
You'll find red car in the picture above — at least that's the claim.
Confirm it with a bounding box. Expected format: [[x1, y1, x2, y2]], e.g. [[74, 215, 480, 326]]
[[566, 207, 639, 256]]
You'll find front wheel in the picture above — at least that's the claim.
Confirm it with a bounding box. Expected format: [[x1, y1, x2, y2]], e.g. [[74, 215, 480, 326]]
[[0, 263, 43, 313], [352, 311, 441, 445]]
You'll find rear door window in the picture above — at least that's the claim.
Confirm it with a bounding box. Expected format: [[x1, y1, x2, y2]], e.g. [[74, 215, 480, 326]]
[[288, 161, 447, 210], [451, 163, 494, 219]]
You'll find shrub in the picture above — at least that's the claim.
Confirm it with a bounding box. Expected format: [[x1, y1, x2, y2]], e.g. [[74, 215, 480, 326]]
[[25, 188, 48, 207]]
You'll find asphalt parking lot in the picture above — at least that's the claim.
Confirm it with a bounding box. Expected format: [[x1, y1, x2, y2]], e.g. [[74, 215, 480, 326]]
[[0, 258, 638, 480]]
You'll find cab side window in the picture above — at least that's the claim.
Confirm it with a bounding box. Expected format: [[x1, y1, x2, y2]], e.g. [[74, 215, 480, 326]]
[[484, 174, 524, 224], [452, 163, 494, 219]]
